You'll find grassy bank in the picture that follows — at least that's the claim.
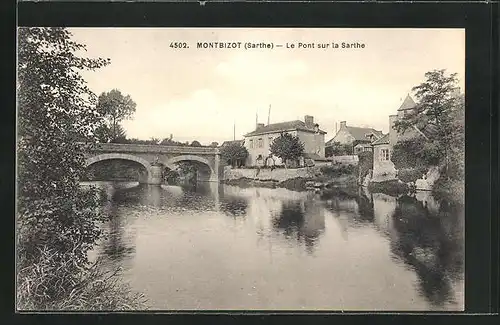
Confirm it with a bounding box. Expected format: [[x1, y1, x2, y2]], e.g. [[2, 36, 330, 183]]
[[17, 245, 147, 311]]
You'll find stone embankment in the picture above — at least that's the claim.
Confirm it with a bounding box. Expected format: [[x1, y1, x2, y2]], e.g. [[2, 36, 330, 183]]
[[223, 166, 357, 191]]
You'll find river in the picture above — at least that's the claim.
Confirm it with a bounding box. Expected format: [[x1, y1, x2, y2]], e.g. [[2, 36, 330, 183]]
[[84, 181, 464, 311]]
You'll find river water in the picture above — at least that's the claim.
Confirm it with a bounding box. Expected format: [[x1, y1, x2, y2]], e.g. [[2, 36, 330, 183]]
[[84, 181, 464, 311]]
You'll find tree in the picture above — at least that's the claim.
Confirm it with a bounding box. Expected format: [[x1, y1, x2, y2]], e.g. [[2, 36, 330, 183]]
[[393, 69, 463, 176], [357, 151, 374, 181], [220, 142, 249, 167], [96, 123, 127, 143], [327, 141, 354, 156], [17, 27, 110, 307], [149, 137, 160, 145], [269, 133, 305, 167], [96, 89, 136, 142], [190, 140, 202, 147]]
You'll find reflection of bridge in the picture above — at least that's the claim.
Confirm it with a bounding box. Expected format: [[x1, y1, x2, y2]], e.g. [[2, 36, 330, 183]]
[[84, 143, 222, 184]]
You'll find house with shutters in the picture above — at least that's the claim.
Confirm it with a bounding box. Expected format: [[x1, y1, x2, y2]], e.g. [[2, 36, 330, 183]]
[[243, 115, 328, 167], [325, 121, 384, 155]]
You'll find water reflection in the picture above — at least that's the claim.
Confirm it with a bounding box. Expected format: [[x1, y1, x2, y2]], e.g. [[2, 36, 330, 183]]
[[272, 200, 325, 254], [85, 181, 464, 310], [390, 195, 464, 307], [220, 194, 248, 217]]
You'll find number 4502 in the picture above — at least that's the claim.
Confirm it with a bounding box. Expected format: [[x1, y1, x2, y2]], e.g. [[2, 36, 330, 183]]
[[170, 42, 188, 49]]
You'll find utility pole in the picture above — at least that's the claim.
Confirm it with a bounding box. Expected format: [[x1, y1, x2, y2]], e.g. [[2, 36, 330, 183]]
[[267, 104, 271, 125], [233, 121, 236, 141]]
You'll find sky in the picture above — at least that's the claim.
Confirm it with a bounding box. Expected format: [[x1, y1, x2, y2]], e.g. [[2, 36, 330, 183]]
[[70, 28, 465, 145]]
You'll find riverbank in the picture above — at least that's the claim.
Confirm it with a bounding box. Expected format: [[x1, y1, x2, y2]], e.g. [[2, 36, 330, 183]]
[[223, 166, 357, 191]]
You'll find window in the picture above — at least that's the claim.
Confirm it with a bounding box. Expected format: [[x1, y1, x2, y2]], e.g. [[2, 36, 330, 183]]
[[258, 138, 263, 148], [249, 139, 253, 149], [380, 148, 390, 161]]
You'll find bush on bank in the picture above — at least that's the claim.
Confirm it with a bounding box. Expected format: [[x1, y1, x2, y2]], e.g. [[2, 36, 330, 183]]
[[17, 245, 147, 311], [368, 180, 409, 196]]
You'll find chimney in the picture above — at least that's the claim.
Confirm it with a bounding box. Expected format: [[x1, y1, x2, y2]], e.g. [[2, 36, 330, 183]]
[[256, 123, 265, 130], [389, 115, 398, 146], [305, 115, 314, 128], [340, 121, 347, 129], [169, 134, 173, 140]]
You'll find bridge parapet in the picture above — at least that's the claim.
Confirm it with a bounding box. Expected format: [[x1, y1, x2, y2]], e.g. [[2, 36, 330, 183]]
[[88, 143, 220, 155]]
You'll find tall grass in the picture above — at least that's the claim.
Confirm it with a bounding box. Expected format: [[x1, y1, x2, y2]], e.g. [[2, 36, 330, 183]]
[[17, 245, 147, 311]]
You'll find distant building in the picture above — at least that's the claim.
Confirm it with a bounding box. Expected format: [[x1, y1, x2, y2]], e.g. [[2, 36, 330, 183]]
[[326, 121, 383, 155], [243, 115, 328, 167]]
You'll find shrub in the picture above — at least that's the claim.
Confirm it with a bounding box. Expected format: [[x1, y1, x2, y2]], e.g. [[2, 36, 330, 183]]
[[320, 164, 356, 177], [357, 151, 374, 179], [368, 180, 409, 196], [17, 245, 147, 310], [397, 167, 427, 183]]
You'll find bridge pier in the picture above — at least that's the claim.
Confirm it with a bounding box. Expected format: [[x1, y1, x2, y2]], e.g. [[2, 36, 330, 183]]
[[209, 153, 220, 183], [147, 165, 163, 185]]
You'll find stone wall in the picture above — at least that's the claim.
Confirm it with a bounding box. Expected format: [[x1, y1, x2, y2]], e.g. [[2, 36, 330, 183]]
[[224, 166, 319, 182]]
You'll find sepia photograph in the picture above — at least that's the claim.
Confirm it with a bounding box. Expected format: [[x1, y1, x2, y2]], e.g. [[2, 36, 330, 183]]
[[16, 27, 465, 311]]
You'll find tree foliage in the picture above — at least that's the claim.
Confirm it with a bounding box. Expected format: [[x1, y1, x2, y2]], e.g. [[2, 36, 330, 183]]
[[357, 151, 374, 179], [269, 133, 305, 167], [17, 27, 111, 308], [326, 141, 353, 156], [96, 89, 136, 142], [190, 140, 202, 147], [95, 123, 127, 143], [160, 137, 186, 146], [392, 138, 441, 169], [393, 69, 464, 177], [220, 142, 249, 167]]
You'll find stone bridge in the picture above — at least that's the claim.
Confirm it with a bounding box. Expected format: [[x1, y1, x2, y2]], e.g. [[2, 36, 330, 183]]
[[84, 143, 222, 184]]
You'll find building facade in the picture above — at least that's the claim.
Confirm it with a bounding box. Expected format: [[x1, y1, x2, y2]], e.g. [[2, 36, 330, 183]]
[[326, 121, 383, 155], [243, 115, 327, 167]]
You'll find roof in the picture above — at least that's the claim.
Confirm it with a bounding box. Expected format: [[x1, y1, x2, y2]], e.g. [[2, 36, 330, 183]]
[[398, 94, 416, 111], [244, 120, 327, 137], [354, 142, 373, 148], [371, 133, 390, 146], [326, 126, 383, 146], [220, 140, 244, 147], [303, 153, 329, 161], [346, 126, 384, 142]]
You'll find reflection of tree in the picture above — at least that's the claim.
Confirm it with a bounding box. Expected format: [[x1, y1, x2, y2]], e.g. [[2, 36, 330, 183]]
[[354, 191, 374, 223], [101, 191, 135, 262], [272, 201, 325, 254], [219, 195, 248, 217], [390, 195, 464, 307]]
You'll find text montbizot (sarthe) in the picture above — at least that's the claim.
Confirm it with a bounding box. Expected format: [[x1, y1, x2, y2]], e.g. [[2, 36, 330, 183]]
[[167, 41, 366, 50]]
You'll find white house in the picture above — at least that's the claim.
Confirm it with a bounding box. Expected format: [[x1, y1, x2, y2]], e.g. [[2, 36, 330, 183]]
[[243, 115, 328, 167]]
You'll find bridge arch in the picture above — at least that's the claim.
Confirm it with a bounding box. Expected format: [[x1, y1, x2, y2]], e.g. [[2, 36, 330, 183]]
[[85, 153, 152, 171], [165, 155, 216, 182], [85, 153, 153, 183]]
